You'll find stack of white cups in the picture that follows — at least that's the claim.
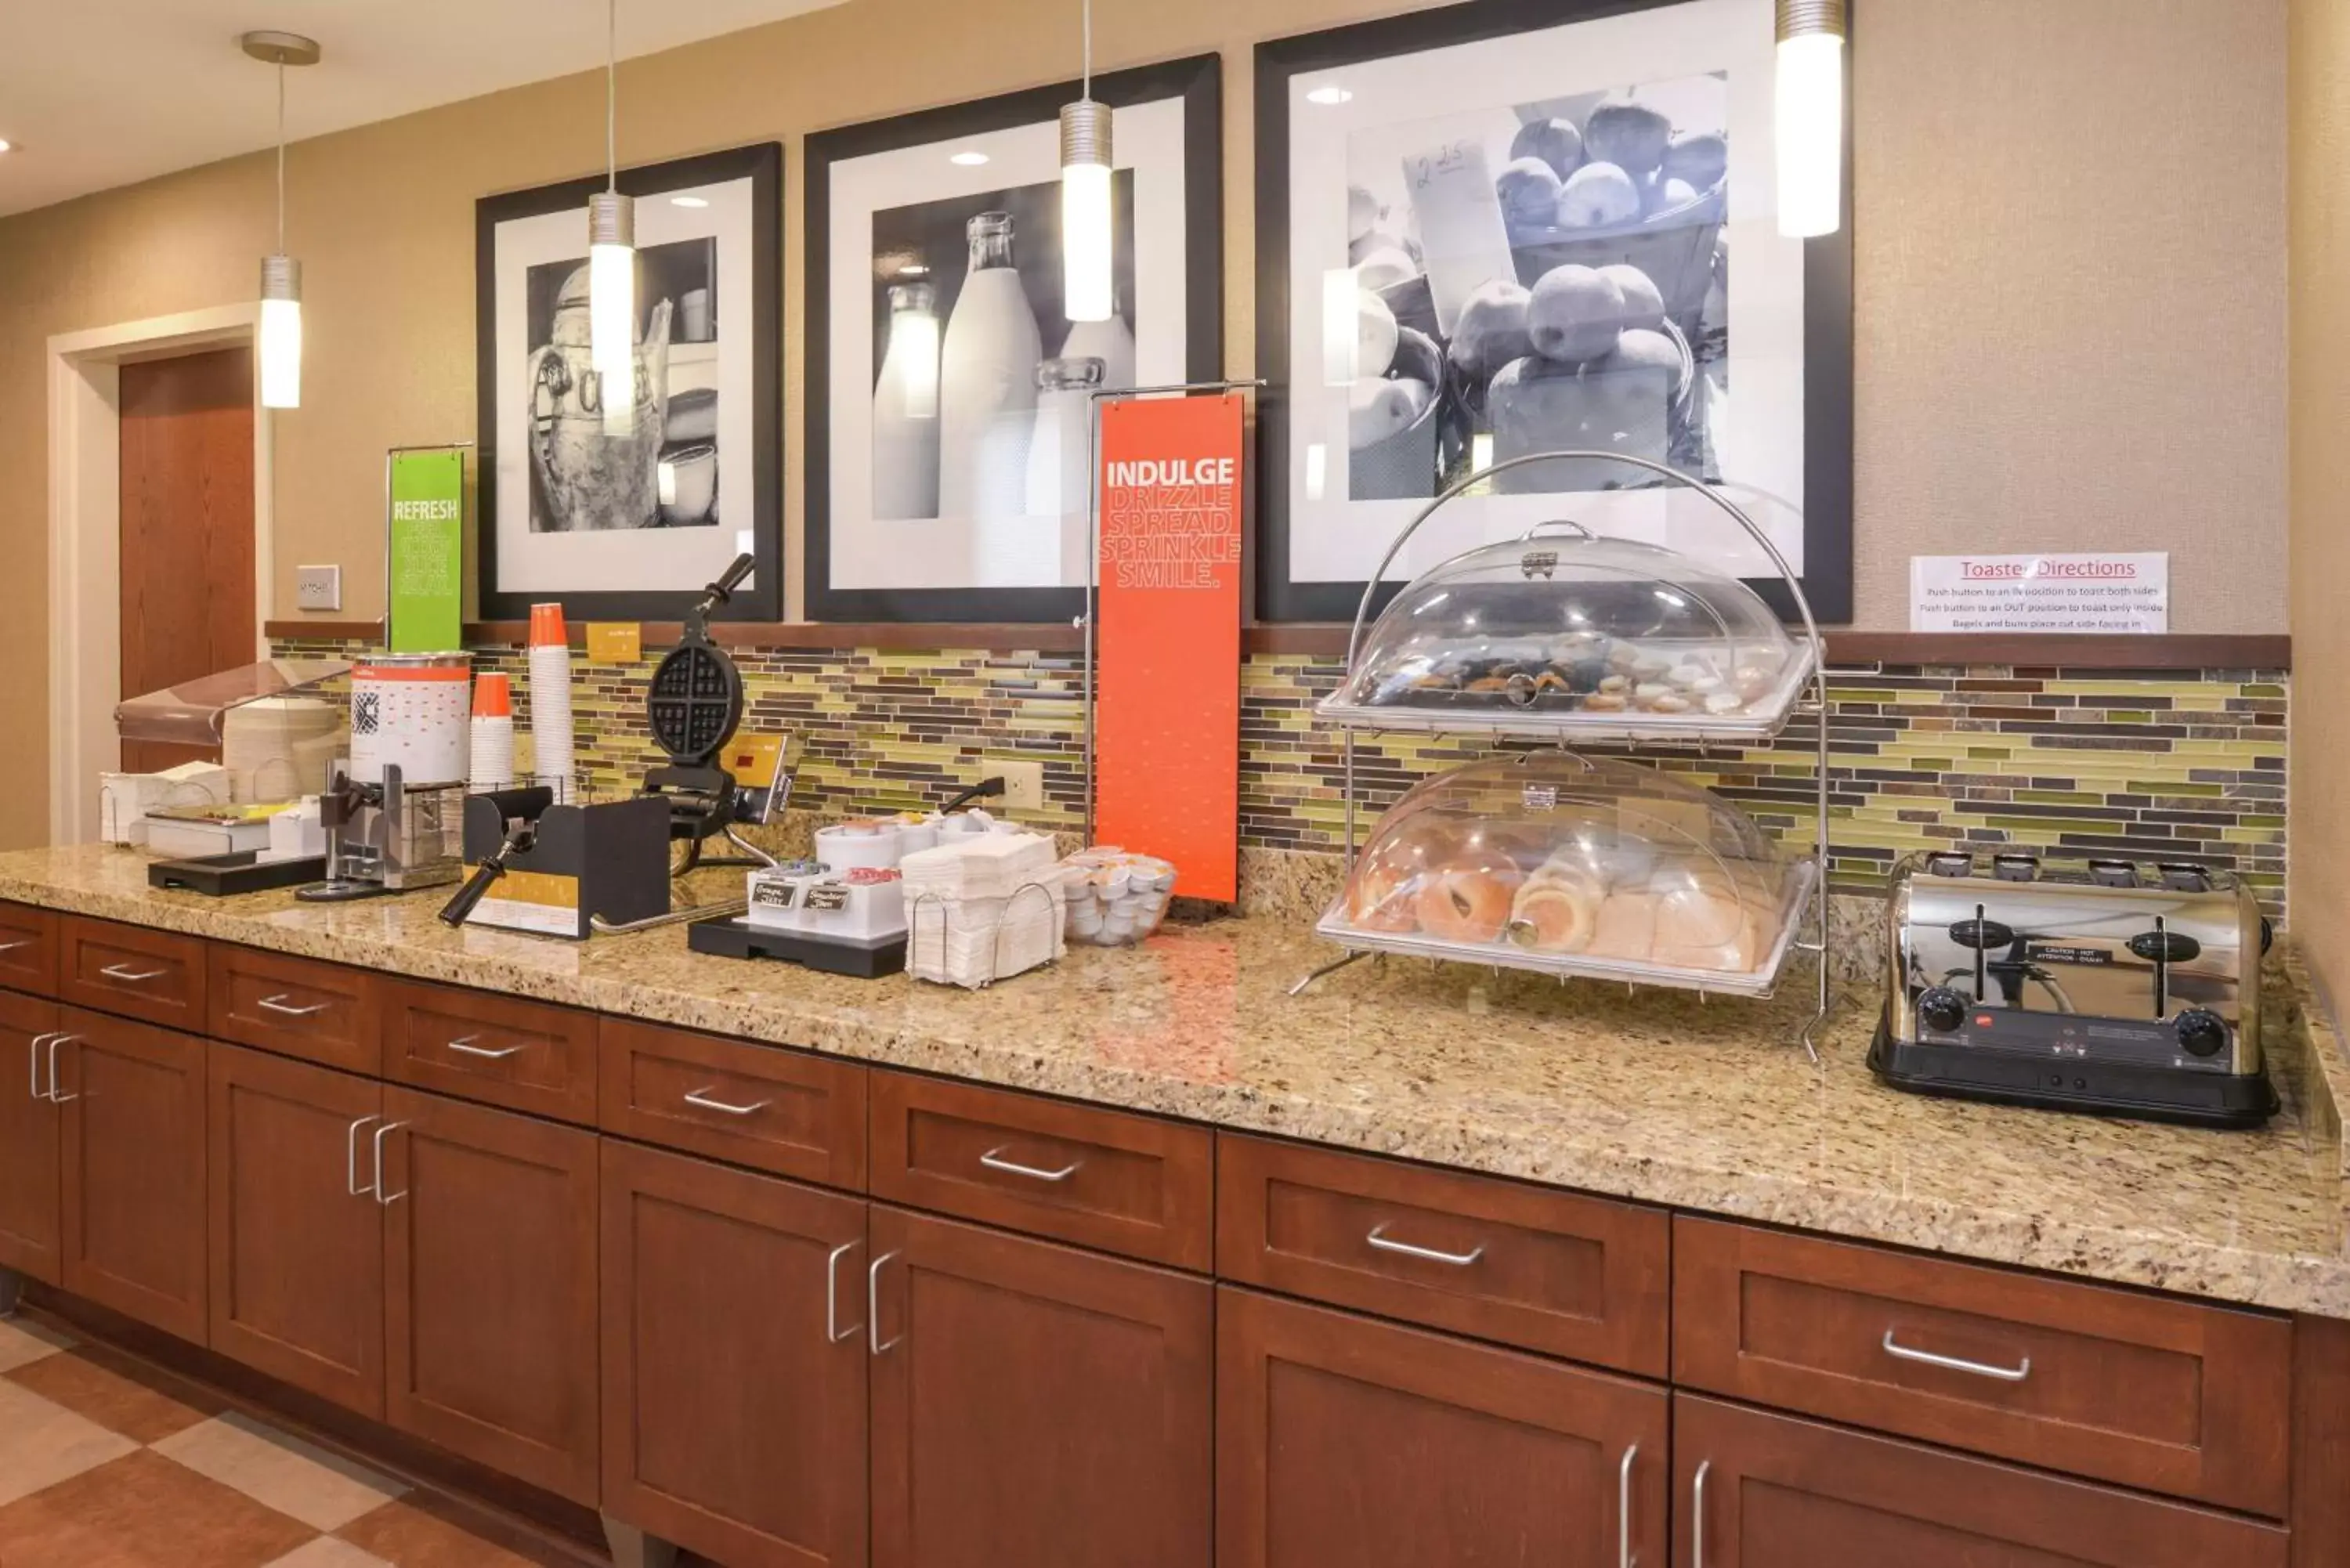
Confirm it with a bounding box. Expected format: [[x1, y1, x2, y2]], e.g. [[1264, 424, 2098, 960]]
[[468, 672, 516, 792], [527, 604, 576, 804]]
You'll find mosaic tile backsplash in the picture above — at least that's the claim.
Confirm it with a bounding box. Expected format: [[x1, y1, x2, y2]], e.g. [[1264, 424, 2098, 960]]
[[273, 639, 2290, 916]]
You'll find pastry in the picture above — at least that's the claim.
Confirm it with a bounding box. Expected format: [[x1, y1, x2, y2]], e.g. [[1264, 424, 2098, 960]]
[[1506, 862, 1604, 952], [1415, 858, 1524, 943], [1348, 840, 1430, 932], [1583, 891, 1658, 962], [1647, 693, 1692, 714], [1585, 692, 1629, 711]]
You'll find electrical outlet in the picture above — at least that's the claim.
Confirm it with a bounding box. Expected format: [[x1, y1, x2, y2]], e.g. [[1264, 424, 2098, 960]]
[[295, 564, 342, 611], [988, 759, 1045, 813]]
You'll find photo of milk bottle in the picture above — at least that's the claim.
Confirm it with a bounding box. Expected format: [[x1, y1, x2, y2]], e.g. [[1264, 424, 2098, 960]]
[[871, 281, 942, 520], [1025, 356, 1106, 583], [1057, 291, 1134, 392], [938, 211, 1043, 525]]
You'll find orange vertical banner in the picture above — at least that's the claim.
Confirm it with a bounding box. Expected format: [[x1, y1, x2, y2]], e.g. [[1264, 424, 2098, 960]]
[[1096, 394, 1245, 903]]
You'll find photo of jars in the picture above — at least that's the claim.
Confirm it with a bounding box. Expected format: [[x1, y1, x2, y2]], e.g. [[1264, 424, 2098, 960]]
[[867, 174, 1137, 591], [1342, 72, 1730, 501]]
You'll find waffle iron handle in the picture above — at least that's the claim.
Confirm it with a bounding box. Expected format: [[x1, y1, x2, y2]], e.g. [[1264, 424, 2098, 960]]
[[692, 554, 757, 620]]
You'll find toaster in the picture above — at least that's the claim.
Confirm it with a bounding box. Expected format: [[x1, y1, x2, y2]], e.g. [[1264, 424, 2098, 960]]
[[1867, 850, 2275, 1127]]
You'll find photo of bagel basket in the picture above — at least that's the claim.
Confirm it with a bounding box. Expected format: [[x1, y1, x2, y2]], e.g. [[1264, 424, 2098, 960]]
[[1295, 451, 1835, 1057]]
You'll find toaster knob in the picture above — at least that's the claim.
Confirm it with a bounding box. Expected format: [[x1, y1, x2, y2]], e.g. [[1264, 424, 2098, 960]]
[[1916, 987, 1970, 1035], [2174, 1010, 2229, 1058]]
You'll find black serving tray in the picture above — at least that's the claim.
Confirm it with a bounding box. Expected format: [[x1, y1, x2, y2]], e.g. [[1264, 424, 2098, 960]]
[[148, 851, 327, 897], [687, 914, 906, 979]]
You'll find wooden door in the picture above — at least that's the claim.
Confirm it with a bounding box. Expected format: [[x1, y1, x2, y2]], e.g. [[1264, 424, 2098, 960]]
[[0, 990, 63, 1283], [57, 1008, 208, 1340], [207, 1044, 385, 1414], [118, 347, 255, 773], [600, 1141, 867, 1568], [1672, 1394, 2290, 1567], [867, 1205, 1212, 1568], [1219, 1287, 1667, 1568], [380, 1086, 599, 1505]]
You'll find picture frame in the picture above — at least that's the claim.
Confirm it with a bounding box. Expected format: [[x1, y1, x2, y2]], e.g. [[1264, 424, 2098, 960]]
[[804, 55, 1222, 624], [475, 141, 783, 623], [1255, 0, 1853, 625]]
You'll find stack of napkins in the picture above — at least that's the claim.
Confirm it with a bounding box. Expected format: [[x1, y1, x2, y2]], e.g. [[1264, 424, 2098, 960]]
[[901, 833, 1066, 988]]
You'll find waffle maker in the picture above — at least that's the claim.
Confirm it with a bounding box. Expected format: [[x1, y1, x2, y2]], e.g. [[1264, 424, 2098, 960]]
[[1868, 850, 2276, 1128], [639, 554, 779, 872]]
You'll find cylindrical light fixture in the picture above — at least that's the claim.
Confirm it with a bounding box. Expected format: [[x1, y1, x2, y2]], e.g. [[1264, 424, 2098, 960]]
[[588, 0, 637, 434], [1059, 0, 1114, 323], [1774, 0, 1846, 240], [241, 31, 320, 410]]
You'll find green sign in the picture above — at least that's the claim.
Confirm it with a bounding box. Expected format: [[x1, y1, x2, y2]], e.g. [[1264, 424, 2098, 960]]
[[387, 449, 465, 652]]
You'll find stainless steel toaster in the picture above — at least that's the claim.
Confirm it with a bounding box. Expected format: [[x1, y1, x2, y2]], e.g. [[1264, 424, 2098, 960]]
[[1868, 850, 2275, 1127]]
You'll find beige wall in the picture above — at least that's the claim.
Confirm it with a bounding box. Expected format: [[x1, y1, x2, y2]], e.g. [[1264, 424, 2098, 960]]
[[0, 0, 2291, 848], [2290, 0, 2348, 1003]]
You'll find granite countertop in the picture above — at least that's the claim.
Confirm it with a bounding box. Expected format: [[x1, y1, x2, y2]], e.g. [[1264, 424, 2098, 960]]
[[2, 843, 2345, 1320]]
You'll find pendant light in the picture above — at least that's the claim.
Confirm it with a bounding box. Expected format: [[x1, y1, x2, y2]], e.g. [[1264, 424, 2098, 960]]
[[1773, 0, 1846, 240], [241, 31, 320, 410], [588, 0, 637, 434], [1059, 0, 1113, 323]]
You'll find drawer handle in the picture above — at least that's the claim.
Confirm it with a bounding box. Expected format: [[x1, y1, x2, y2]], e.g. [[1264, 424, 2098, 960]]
[[683, 1086, 771, 1117], [43, 1035, 78, 1104], [979, 1146, 1083, 1183], [1692, 1460, 1710, 1568], [99, 963, 167, 983], [826, 1240, 862, 1344], [1366, 1224, 1485, 1267], [372, 1122, 409, 1204], [0, 938, 33, 953], [258, 993, 332, 1018], [868, 1250, 903, 1356], [27, 1031, 58, 1101], [346, 1115, 381, 1198], [1618, 1443, 1637, 1568], [1882, 1328, 2032, 1383], [444, 1035, 526, 1060]]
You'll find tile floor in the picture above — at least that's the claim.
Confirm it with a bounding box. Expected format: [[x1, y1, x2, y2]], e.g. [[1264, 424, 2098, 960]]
[[0, 1316, 591, 1568]]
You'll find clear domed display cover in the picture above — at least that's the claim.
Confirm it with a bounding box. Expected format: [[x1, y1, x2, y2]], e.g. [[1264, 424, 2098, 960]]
[[1318, 529, 1815, 742], [1319, 753, 1814, 995]]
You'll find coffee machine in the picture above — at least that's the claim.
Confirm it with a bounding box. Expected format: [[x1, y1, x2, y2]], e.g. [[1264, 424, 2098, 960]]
[[298, 761, 466, 901]]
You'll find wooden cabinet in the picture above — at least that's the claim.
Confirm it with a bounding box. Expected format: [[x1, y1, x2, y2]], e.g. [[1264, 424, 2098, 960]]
[[58, 916, 206, 1029], [0, 988, 63, 1283], [867, 1205, 1212, 1568], [600, 1140, 867, 1568], [870, 1074, 1213, 1269], [0, 901, 60, 995], [206, 1044, 385, 1414], [1671, 1393, 2289, 1567], [1673, 1216, 2294, 1515], [382, 980, 597, 1125], [381, 1086, 600, 1505], [57, 1007, 208, 1340], [598, 1018, 866, 1188], [1219, 1287, 1667, 1568], [208, 947, 381, 1075], [1218, 1133, 1671, 1375]]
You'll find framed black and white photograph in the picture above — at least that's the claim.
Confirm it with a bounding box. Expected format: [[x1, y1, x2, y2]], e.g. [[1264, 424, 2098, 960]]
[[1256, 0, 1853, 623], [475, 141, 783, 622], [806, 56, 1220, 623]]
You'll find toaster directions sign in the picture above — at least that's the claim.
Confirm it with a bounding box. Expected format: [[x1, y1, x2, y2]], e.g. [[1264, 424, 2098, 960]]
[[1909, 552, 2167, 634]]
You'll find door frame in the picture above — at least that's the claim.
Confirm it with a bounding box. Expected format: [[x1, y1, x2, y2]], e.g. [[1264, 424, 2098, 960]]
[[46, 305, 275, 844]]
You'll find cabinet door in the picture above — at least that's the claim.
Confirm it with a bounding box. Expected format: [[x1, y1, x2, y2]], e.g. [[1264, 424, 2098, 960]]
[[0, 991, 63, 1283], [601, 1141, 867, 1568], [59, 1008, 207, 1340], [868, 1206, 1212, 1568], [381, 1086, 599, 1505], [207, 1044, 384, 1414], [1672, 1394, 2290, 1567], [1219, 1287, 1667, 1568]]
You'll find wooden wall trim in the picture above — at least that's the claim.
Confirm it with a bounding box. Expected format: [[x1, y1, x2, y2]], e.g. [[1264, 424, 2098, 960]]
[[264, 620, 2291, 671]]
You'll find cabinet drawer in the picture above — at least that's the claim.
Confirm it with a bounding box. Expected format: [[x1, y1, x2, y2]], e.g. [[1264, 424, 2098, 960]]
[[0, 902, 59, 996], [869, 1075, 1211, 1269], [598, 1019, 866, 1188], [58, 916, 206, 1027], [208, 946, 380, 1075], [1217, 1134, 1669, 1376], [1672, 1216, 2294, 1516], [382, 979, 596, 1125]]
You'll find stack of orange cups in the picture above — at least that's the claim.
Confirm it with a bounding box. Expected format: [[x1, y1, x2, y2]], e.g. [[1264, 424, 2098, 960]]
[[527, 605, 575, 804], [468, 672, 515, 791]]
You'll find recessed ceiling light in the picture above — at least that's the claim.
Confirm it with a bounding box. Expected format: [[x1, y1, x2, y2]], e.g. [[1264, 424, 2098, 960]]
[[949, 150, 989, 167], [1306, 85, 1353, 106], [671, 194, 709, 208]]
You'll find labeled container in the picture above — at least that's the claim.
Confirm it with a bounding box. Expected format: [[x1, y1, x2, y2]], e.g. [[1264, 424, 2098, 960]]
[[348, 652, 471, 786]]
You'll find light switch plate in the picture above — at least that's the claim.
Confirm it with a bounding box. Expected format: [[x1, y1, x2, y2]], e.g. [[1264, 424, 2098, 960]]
[[295, 565, 342, 612], [988, 758, 1045, 812]]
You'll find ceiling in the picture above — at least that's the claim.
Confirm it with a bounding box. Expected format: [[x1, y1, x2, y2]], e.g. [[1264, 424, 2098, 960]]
[[0, 0, 848, 219]]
